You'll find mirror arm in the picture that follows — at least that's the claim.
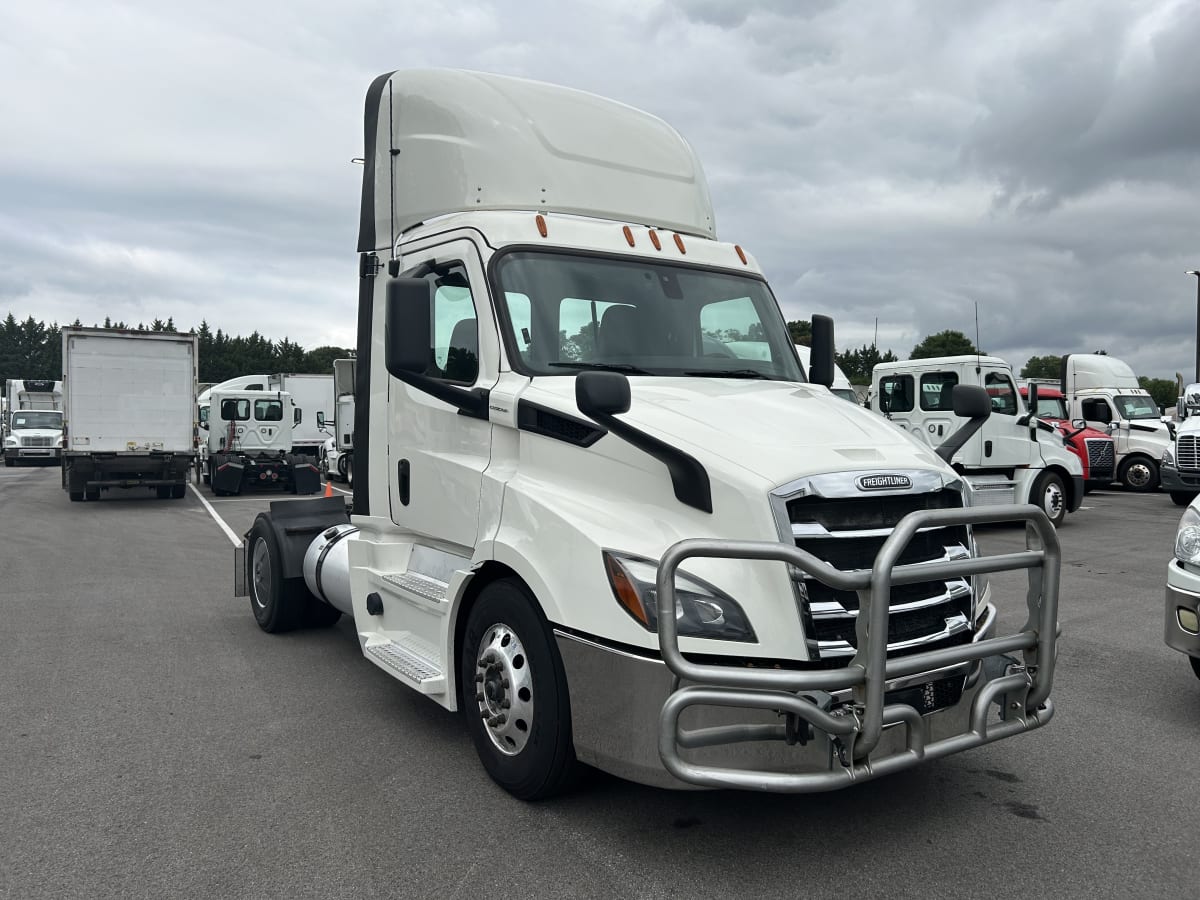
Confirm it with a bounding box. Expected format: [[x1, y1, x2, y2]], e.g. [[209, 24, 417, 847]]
[[391, 369, 489, 420]]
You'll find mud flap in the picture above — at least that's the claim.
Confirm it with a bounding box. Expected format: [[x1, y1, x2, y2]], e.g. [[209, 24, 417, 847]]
[[212, 459, 244, 495], [292, 460, 321, 495], [234, 541, 247, 597]]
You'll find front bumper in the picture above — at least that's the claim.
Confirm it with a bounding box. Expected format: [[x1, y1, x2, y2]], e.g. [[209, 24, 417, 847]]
[[1165, 560, 1200, 659], [561, 504, 1060, 792], [1160, 465, 1200, 492], [4, 447, 60, 461]]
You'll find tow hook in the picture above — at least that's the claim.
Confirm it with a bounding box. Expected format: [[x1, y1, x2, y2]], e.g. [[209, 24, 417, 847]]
[[783, 691, 834, 746], [829, 704, 863, 767]]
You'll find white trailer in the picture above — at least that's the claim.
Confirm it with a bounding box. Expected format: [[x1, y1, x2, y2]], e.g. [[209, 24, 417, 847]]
[[266, 373, 333, 458], [233, 69, 1061, 799], [1060, 353, 1170, 492], [3, 379, 64, 465], [319, 358, 355, 484], [61, 328, 197, 501]]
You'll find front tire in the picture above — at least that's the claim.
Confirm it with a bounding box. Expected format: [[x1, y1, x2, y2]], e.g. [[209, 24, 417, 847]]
[[345, 457, 353, 488], [1032, 470, 1067, 527], [1191, 656, 1200, 681], [1171, 491, 1196, 507], [1119, 456, 1159, 493], [247, 516, 309, 633], [460, 578, 576, 800], [68, 491, 83, 502]]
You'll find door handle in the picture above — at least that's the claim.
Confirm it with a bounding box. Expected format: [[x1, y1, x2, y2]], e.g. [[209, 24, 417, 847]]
[[398, 459, 410, 505]]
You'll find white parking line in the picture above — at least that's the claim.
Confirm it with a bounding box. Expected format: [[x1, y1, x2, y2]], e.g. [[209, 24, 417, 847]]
[[188, 482, 241, 547]]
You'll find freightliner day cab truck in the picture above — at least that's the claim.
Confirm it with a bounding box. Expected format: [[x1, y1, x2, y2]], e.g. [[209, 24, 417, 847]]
[[197, 375, 269, 482], [206, 389, 320, 496], [871, 356, 1084, 527], [61, 328, 197, 501], [235, 69, 1061, 799], [1060, 353, 1170, 492], [318, 358, 356, 484], [3, 379, 64, 466]]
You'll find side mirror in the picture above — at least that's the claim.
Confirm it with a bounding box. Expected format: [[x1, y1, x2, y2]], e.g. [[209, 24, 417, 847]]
[[576, 371, 631, 417], [1071, 418, 1086, 429], [808, 315, 834, 388], [936, 385, 991, 463], [316, 411, 325, 427], [385, 277, 433, 378], [294, 408, 302, 426], [1026, 384, 1039, 440]]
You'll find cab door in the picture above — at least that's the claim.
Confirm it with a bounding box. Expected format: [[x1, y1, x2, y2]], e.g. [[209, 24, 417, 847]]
[[967, 368, 1037, 467], [386, 239, 499, 551]]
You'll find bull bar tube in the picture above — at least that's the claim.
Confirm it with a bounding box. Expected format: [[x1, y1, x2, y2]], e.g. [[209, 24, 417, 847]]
[[655, 504, 1060, 792]]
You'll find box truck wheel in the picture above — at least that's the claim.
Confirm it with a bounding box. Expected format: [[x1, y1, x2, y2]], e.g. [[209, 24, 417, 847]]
[[1032, 471, 1066, 527], [1119, 456, 1158, 493], [461, 578, 577, 800], [156, 485, 172, 499], [3, 457, 13, 467], [85, 489, 100, 502], [171, 483, 186, 499], [247, 516, 308, 633], [69, 491, 83, 502]]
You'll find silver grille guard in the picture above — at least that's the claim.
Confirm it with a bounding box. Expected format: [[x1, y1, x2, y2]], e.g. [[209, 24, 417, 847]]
[[654, 504, 1060, 792]]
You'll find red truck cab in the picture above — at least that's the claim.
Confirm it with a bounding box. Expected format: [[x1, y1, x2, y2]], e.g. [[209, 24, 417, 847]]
[[1020, 383, 1116, 488]]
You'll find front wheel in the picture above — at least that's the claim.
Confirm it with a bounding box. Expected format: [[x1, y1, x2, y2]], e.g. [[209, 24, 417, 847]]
[[1171, 491, 1196, 507], [1032, 470, 1067, 527], [460, 578, 576, 800], [1119, 456, 1159, 493], [1191, 656, 1200, 681]]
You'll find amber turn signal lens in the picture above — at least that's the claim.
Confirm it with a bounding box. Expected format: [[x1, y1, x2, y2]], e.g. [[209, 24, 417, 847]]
[[673, 233, 686, 254], [622, 225, 635, 247], [535, 214, 548, 237], [735, 245, 747, 264], [605, 554, 649, 625], [648, 230, 662, 250]]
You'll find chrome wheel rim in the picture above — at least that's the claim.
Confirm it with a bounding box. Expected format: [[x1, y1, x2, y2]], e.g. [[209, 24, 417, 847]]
[[1126, 463, 1151, 488], [1042, 481, 1065, 520], [474, 624, 533, 756], [251, 537, 271, 609]]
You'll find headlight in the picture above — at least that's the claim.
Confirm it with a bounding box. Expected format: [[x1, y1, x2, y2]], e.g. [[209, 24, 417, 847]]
[[1176, 505, 1200, 563], [3, 437, 16, 448], [1163, 446, 1175, 467], [603, 551, 756, 642]]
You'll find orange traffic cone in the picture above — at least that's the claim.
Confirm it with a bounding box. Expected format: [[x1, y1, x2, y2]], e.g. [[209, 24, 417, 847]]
[[324, 480, 333, 498]]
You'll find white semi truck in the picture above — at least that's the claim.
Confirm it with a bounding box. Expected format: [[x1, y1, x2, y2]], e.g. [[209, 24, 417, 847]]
[[871, 356, 1085, 527], [318, 358, 355, 484], [197, 374, 269, 483], [3, 379, 64, 466], [266, 373, 334, 458], [1160, 382, 1200, 506], [61, 328, 197, 501], [1060, 353, 1170, 492], [234, 69, 1061, 798], [206, 388, 320, 496]]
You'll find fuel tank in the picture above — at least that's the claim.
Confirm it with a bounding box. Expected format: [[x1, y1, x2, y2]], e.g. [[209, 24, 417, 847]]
[[302, 523, 359, 615]]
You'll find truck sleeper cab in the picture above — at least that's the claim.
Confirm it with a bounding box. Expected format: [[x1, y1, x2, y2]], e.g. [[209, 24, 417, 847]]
[[236, 69, 1060, 798], [1018, 383, 1116, 489]]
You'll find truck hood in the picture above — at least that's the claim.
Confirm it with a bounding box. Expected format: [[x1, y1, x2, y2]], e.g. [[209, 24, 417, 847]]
[[522, 377, 947, 486]]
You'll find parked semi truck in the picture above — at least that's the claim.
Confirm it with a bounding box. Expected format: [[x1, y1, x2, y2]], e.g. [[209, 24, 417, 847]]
[[1060, 353, 1170, 492], [206, 388, 320, 496], [871, 356, 1084, 526], [197, 374, 269, 482], [266, 373, 333, 458], [61, 328, 197, 501], [3, 379, 64, 466], [1018, 381, 1116, 490], [1160, 382, 1200, 505], [318, 358, 355, 484], [234, 69, 1061, 799]]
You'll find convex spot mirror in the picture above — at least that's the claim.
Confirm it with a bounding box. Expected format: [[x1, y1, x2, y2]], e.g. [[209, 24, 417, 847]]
[[385, 277, 434, 378]]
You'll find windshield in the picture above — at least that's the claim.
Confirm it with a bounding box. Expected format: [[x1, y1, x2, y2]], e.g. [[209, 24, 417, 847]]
[[1033, 396, 1068, 419], [1114, 394, 1160, 420], [11, 411, 62, 430], [493, 251, 804, 381]]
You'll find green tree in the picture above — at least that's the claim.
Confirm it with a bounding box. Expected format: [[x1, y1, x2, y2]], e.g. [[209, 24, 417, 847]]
[[1021, 355, 1062, 379], [836, 343, 899, 384], [909, 330, 979, 360], [1138, 376, 1176, 411], [786, 320, 812, 346], [303, 345, 353, 373]]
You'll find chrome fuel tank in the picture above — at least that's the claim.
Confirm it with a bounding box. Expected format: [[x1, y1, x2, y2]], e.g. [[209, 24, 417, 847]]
[[302, 523, 358, 615]]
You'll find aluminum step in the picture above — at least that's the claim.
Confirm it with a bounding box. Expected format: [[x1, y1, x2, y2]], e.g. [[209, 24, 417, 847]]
[[380, 571, 448, 604], [361, 633, 445, 694]]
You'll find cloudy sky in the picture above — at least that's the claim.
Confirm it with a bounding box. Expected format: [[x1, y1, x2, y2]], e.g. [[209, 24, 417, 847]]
[[2, 0, 1198, 379]]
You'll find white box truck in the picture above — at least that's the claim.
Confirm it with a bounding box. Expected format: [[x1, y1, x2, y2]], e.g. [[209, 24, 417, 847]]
[[871, 356, 1085, 526], [1060, 353, 1170, 492], [233, 69, 1061, 798], [61, 328, 198, 501], [266, 373, 333, 458], [3, 379, 64, 465]]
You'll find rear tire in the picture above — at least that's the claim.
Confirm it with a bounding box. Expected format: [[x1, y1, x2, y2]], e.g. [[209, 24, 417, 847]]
[[156, 485, 172, 499], [1119, 456, 1159, 493], [1032, 470, 1067, 527], [69, 491, 83, 502], [460, 578, 577, 800], [304, 598, 342, 628], [337, 454, 348, 482], [171, 483, 186, 499], [247, 516, 309, 633], [85, 489, 100, 502], [346, 457, 353, 488]]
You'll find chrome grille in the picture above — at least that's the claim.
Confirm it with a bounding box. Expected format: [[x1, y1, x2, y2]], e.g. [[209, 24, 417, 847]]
[[784, 481, 973, 663], [1085, 438, 1115, 478], [20, 436, 55, 448], [1178, 435, 1200, 471]]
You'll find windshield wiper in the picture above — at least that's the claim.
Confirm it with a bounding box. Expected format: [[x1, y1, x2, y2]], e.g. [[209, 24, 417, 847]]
[[546, 362, 653, 375], [683, 369, 768, 379]]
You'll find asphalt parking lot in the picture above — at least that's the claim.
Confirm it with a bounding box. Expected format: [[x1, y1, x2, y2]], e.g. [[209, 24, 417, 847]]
[[2, 464, 1196, 899]]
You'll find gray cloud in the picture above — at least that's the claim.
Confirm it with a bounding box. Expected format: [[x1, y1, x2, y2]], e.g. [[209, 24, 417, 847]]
[[0, 0, 1197, 382]]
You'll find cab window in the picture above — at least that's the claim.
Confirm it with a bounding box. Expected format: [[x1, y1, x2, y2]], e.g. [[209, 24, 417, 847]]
[[220, 399, 250, 421], [425, 264, 478, 384], [920, 372, 958, 411], [879, 375, 914, 413], [254, 399, 283, 421], [984, 372, 1018, 416]]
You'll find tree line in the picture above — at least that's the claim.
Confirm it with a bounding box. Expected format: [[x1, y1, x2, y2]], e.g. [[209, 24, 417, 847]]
[[0, 313, 351, 387]]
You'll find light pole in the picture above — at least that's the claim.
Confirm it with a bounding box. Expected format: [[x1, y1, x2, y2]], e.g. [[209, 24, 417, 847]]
[[1190, 270, 1200, 383]]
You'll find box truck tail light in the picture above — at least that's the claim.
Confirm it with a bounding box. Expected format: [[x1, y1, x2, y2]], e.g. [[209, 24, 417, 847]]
[[622, 225, 635, 247]]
